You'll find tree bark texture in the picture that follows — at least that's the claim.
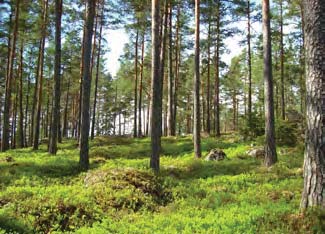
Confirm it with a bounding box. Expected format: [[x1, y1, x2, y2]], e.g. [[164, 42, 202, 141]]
[[79, 0, 96, 170], [2, 0, 20, 152], [280, 0, 285, 120], [206, 16, 211, 135], [150, 0, 162, 172], [167, 1, 174, 136], [18, 38, 24, 148], [133, 29, 139, 138], [247, 0, 252, 127], [33, 0, 48, 150], [193, 0, 201, 158], [262, 0, 277, 167], [49, 0, 62, 154], [138, 34, 145, 137], [173, 2, 180, 137], [301, 0, 325, 209], [91, 6, 104, 140], [214, 1, 221, 137]]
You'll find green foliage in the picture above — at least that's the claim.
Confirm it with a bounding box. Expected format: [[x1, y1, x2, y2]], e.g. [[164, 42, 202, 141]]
[[275, 119, 298, 147], [239, 113, 265, 140], [0, 136, 321, 233]]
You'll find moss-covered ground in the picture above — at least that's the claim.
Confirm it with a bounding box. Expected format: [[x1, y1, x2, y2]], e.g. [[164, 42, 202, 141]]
[[0, 134, 324, 233]]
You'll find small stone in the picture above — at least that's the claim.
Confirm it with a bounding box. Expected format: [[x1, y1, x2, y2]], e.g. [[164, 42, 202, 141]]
[[246, 148, 265, 159], [205, 149, 227, 161]]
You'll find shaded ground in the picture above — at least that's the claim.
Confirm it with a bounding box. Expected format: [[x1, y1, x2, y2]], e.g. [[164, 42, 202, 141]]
[[0, 134, 324, 234]]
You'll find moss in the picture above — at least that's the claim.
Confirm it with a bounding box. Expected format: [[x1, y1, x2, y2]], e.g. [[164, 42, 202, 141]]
[[0, 135, 319, 233]]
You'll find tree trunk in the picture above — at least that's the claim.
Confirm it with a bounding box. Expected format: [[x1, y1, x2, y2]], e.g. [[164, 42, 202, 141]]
[[201, 78, 206, 132], [30, 40, 43, 146], [24, 53, 32, 146], [173, 3, 181, 136], [300, 0, 325, 209], [11, 93, 18, 149], [262, 0, 277, 167], [138, 34, 145, 137], [78, 5, 87, 141], [2, 0, 20, 152], [71, 95, 77, 138], [90, 4, 98, 78], [133, 29, 139, 138], [17, 38, 24, 148], [63, 62, 72, 138], [274, 52, 279, 118], [113, 85, 117, 136], [118, 113, 121, 136], [44, 84, 49, 138], [280, 0, 285, 120], [0, 13, 12, 143], [206, 16, 211, 135], [33, 0, 48, 150], [58, 113, 62, 143], [164, 90, 168, 136], [158, 1, 168, 137], [214, 1, 221, 137], [247, 0, 252, 127], [299, 3, 305, 114], [146, 94, 150, 136], [45, 79, 51, 139], [193, 0, 201, 158], [49, 0, 62, 154], [91, 7, 103, 140], [233, 93, 236, 131], [150, 0, 162, 172], [186, 94, 191, 134], [167, 1, 174, 136], [79, 0, 96, 170]]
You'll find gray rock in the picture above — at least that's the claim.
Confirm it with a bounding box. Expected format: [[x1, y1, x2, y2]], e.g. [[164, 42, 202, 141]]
[[246, 148, 265, 159], [205, 149, 227, 161]]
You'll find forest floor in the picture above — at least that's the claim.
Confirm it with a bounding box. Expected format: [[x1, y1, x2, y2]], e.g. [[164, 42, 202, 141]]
[[0, 134, 324, 234]]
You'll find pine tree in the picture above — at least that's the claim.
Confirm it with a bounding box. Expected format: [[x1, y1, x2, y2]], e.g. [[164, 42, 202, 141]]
[[2, 0, 20, 152], [262, 0, 277, 167], [300, 0, 325, 209], [79, 0, 96, 170], [193, 0, 201, 158], [49, 0, 62, 154], [150, 0, 161, 172]]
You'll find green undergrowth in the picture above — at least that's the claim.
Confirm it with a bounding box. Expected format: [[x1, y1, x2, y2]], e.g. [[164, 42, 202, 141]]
[[0, 134, 323, 233]]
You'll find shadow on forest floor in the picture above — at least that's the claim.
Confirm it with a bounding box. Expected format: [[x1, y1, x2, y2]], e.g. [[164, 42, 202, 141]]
[[88, 135, 244, 160], [0, 157, 94, 187], [160, 158, 261, 180]]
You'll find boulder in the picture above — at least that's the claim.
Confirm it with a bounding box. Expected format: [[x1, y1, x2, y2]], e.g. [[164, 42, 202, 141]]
[[205, 149, 227, 161], [246, 148, 265, 159]]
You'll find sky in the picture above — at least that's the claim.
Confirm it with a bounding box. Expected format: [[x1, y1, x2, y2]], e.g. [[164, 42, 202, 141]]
[[103, 29, 129, 77], [103, 5, 262, 78], [104, 27, 250, 78]]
